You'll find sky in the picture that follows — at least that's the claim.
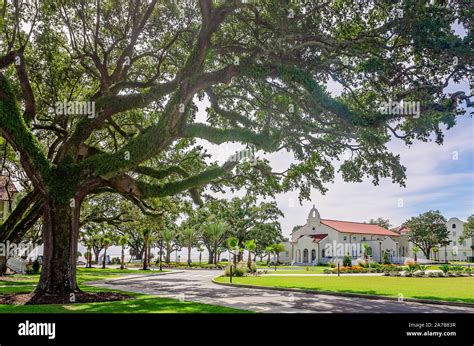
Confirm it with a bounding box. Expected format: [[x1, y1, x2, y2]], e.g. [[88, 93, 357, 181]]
[[195, 79, 473, 239]]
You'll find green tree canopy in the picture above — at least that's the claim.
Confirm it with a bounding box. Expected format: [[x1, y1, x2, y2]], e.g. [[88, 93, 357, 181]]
[[0, 0, 471, 294], [405, 211, 449, 260]]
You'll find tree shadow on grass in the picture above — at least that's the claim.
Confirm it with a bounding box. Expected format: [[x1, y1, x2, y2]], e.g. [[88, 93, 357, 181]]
[[0, 295, 246, 314], [88, 275, 474, 314]]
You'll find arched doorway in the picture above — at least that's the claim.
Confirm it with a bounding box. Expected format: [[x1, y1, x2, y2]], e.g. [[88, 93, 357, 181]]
[[296, 249, 301, 263], [311, 249, 316, 263], [303, 249, 309, 263]]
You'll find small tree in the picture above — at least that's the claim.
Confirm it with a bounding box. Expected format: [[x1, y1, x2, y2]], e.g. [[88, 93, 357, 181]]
[[243, 240, 257, 270], [118, 235, 128, 270], [265, 246, 273, 265], [432, 247, 439, 262], [201, 222, 227, 264], [412, 245, 420, 264], [405, 210, 449, 260], [343, 254, 352, 267], [272, 243, 286, 268], [84, 238, 95, 268], [196, 245, 204, 265], [141, 229, 153, 270], [459, 215, 474, 244], [101, 237, 111, 269], [227, 236, 239, 269], [181, 228, 198, 267]]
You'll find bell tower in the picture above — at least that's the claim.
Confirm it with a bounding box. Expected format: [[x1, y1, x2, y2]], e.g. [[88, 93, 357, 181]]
[[307, 205, 321, 230]]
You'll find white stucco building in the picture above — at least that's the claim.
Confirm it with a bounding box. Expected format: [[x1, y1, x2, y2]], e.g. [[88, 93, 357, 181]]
[[283, 206, 401, 265], [394, 217, 473, 262]]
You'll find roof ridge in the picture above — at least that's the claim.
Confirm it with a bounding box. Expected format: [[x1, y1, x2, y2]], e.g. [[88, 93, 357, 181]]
[[321, 218, 381, 226]]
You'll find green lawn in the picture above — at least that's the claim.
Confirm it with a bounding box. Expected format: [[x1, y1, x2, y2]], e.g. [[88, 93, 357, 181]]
[[215, 275, 474, 303], [0, 268, 247, 313], [256, 265, 302, 269], [261, 266, 328, 274]]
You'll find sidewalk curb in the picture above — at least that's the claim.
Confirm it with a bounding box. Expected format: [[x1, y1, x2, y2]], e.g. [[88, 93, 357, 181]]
[[212, 277, 474, 309], [85, 270, 184, 285]]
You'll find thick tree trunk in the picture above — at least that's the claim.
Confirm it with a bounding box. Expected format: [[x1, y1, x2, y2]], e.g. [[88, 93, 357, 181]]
[[187, 246, 191, 266], [142, 244, 148, 270], [423, 248, 431, 260], [87, 248, 92, 268], [121, 247, 125, 270], [35, 199, 80, 294], [147, 244, 151, 267], [207, 249, 214, 264], [102, 248, 107, 269], [93, 249, 100, 264], [0, 255, 6, 275]]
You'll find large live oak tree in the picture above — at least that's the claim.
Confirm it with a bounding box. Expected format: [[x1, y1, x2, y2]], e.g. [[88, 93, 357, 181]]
[[405, 210, 450, 260], [0, 0, 472, 295]]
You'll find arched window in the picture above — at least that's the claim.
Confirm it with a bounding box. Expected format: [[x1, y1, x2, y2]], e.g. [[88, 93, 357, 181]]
[[303, 249, 309, 263], [311, 249, 316, 262]]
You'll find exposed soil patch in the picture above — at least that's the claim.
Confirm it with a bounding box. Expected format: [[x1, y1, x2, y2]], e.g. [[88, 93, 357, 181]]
[[0, 291, 132, 305]]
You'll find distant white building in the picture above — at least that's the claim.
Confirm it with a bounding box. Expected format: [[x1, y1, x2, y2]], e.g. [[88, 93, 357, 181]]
[[394, 217, 473, 262], [283, 206, 401, 265]]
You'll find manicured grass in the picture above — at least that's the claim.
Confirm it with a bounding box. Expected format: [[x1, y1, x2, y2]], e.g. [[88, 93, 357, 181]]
[[215, 275, 474, 303], [0, 268, 247, 313], [261, 266, 328, 274], [0, 293, 245, 313], [256, 265, 310, 269]]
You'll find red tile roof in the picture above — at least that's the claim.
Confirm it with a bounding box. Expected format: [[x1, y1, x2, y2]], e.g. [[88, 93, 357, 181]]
[[0, 176, 17, 201], [391, 225, 411, 235], [309, 234, 328, 243], [321, 219, 400, 237]]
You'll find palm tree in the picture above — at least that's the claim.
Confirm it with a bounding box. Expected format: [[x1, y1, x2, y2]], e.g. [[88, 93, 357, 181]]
[[141, 229, 153, 270], [265, 245, 273, 265], [432, 247, 439, 262], [160, 229, 176, 264], [84, 238, 94, 268], [101, 237, 111, 269], [202, 222, 227, 264], [243, 240, 257, 270], [181, 228, 198, 266], [227, 236, 239, 268], [272, 243, 286, 266], [118, 235, 128, 270], [196, 245, 204, 264], [412, 245, 420, 263]]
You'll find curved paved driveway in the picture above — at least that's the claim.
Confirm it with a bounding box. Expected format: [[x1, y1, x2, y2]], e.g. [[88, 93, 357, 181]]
[[86, 270, 474, 313]]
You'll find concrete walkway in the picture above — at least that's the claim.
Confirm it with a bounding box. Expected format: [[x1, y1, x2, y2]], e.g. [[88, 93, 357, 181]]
[[85, 269, 474, 313]]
